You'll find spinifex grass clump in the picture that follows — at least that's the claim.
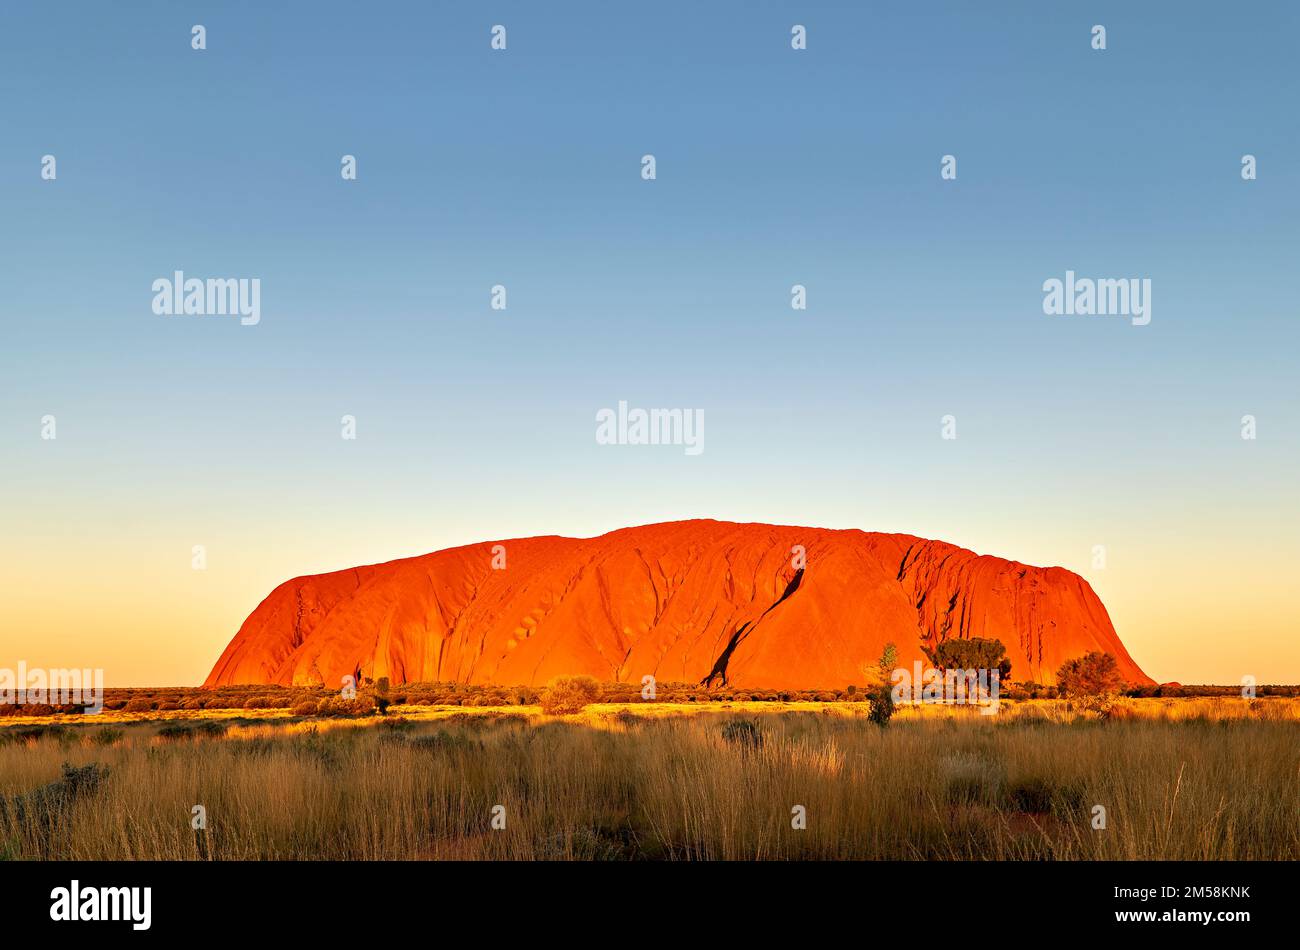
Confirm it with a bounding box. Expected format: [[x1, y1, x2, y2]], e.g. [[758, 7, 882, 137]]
[[156, 721, 227, 742], [720, 719, 763, 750], [0, 762, 112, 860]]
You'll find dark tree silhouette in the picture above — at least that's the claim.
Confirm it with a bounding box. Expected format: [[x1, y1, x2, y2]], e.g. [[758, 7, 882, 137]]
[[923, 637, 1012, 680]]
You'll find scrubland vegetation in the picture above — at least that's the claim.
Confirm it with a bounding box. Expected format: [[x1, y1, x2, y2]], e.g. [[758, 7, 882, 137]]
[[0, 695, 1295, 861], [4, 675, 1296, 721]]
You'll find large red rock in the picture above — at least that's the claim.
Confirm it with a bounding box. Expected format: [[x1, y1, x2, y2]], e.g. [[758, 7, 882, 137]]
[[204, 520, 1152, 689]]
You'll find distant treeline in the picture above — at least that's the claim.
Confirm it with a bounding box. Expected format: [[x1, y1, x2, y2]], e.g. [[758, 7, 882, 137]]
[[2, 678, 1295, 717]]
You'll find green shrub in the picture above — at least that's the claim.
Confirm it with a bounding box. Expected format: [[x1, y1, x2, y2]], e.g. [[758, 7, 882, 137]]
[[10, 762, 111, 829], [316, 694, 375, 717], [1057, 652, 1125, 717], [540, 675, 601, 715], [3, 724, 68, 744], [867, 684, 895, 726]]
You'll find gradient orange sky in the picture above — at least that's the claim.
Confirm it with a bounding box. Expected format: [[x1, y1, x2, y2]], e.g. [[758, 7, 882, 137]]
[[3, 465, 1297, 686]]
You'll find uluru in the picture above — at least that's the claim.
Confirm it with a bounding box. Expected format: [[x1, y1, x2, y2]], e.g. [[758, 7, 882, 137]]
[[205, 520, 1152, 690]]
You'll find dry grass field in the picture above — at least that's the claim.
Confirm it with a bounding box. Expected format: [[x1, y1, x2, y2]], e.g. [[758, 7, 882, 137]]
[[1, 696, 1296, 861]]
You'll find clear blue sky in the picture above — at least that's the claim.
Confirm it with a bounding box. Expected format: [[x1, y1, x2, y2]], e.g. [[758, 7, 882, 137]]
[[2, 1, 1297, 684]]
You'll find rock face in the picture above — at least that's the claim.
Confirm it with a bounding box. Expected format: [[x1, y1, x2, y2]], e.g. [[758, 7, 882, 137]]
[[204, 520, 1152, 689]]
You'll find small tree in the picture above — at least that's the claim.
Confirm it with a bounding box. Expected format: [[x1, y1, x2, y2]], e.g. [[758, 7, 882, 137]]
[[540, 675, 601, 715], [861, 642, 900, 687], [867, 683, 895, 727], [1056, 651, 1125, 717], [924, 637, 1011, 678], [919, 637, 1011, 702], [877, 642, 899, 681]]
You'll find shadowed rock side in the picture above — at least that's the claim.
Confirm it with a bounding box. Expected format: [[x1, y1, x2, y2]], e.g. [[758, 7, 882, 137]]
[[204, 520, 1152, 690]]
